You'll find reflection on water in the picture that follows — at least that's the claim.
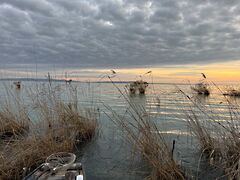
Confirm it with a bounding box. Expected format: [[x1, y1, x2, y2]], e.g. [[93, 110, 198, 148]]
[[192, 94, 210, 104], [80, 82, 237, 180], [0, 81, 239, 179]]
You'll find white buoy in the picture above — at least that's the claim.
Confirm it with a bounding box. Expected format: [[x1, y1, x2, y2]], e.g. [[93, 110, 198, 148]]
[[76, 175, 84, 180]]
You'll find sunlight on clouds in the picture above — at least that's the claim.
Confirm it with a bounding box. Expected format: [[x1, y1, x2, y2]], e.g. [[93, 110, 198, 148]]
[[100, 19, 114, 27]]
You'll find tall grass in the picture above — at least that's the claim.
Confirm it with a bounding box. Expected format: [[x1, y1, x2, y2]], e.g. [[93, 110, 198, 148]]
[[0, 133, 74, 179], [107, 83, 185, 180], [0, 86, 30, 140], [30, 84, 98, 143], [0, 83, 98, 179], [181, 86, 240, 179]]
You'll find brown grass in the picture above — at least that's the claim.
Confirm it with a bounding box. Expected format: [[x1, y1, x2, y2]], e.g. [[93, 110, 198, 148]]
[[107, 84, 185, 180], [181, 86, 240, 179], [0, 85, 31, 140], [56, 102, 97, 143], [0, 132, 74, 179], [0, 111, 29, 139], [29, 84, 98, 144], [0, 83, 98, 179]]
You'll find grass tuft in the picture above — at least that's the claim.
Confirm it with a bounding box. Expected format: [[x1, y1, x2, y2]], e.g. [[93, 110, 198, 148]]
[[0, 83, 98, 179]]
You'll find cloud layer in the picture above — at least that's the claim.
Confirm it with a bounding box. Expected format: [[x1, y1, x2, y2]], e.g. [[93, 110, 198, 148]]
[[1, 0, 240, 69]]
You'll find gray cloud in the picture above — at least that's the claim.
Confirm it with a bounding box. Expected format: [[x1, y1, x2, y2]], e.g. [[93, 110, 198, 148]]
[[0, 0, 240, 70]]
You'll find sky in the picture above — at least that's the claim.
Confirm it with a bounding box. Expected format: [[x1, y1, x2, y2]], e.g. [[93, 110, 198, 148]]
[[0, 0, 240, 83]]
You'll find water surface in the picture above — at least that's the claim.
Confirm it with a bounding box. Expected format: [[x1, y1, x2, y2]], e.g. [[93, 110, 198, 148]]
[[1, 81, 239, 179]]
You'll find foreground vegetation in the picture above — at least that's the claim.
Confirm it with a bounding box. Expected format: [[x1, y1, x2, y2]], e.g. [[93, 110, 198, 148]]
[[0, 83, 97, 180], [1, 77, 240, 180], [109, 78, 240, 179], [107, 83, 186, 180], [181, 86, 240, 179], [109, 105, 185, 179]]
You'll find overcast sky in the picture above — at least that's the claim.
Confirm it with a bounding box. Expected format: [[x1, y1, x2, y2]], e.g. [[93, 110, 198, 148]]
[[0, 0, 240, 71]]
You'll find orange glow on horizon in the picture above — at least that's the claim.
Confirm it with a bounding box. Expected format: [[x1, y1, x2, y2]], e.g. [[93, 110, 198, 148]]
[[67, 60, 240, 84], [78, 60, 240, 83], [1, 60, 240, 84]]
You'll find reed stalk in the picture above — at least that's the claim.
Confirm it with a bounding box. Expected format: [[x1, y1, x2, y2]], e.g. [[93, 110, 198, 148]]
[[108, 82, 185, 180], [0, 83, 98, 179]]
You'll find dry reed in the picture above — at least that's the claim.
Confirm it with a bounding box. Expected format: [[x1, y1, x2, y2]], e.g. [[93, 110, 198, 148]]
[[0, 83, 98, 179], [107, 83, 185, 180], [0, 133, 74, 179], [181, 86, 240, 179], [0, 88, 30, 140]]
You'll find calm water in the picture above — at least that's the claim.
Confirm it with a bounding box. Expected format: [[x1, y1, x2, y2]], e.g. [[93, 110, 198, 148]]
[[79, 82, 235, 180], [1, 81, 240, 179]]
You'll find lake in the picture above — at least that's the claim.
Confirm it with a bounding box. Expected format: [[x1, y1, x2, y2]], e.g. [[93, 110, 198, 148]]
[[1, 80, 239, 180]]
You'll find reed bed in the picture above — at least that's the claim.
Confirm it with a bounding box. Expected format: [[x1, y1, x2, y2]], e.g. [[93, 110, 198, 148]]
[[0, 83, 98, 179], [0, 133, 74, 179], [56, 102, 97, 143], [107, 85, 185, 180], [0, 89, 30, 140], [31, 85, 98, 143], [181, 87, 240, 179], [223, 87, 240, 96], [0, 109, 29, 140]]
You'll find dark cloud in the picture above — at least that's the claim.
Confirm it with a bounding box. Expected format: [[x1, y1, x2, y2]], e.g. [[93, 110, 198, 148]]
[[0, 0, 240, 70]]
